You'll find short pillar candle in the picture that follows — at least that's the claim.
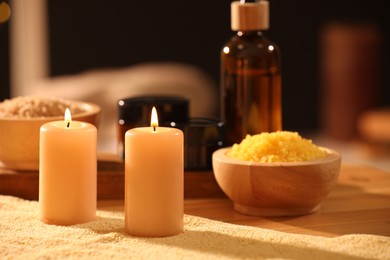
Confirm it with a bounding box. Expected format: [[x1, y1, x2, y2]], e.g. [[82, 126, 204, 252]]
[[124, 107, 184, 237], [39, 108, 97, 225]]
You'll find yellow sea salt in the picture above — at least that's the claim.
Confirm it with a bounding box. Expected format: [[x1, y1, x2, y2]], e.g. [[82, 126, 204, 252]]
[[226, 131, 328, 162]]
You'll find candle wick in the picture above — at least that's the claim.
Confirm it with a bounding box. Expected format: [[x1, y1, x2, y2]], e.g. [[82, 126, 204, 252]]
[[153, 126, 156, 132], [67, 122, 70, 128]]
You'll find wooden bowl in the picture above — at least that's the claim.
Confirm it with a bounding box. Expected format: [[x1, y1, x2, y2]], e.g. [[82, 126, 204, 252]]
[[212, 147, 341, 217], [0, 101, 101, 170]]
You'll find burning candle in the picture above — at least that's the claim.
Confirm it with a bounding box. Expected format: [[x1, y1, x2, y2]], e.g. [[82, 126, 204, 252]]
[[39, 108, 97, 225], [125, 107, 184, 237]]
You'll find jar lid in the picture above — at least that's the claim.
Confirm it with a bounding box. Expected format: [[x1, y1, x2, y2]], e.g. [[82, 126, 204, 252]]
[[179, 118, 226, 171], [181, 118, 225, 146], [118, 95, 189, 126], [231, 0, 269, 31]]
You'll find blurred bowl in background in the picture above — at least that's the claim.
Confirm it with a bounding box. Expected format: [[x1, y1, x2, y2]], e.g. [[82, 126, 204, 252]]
[[0, 101, 101, 170], [358, 107, 390, 144]]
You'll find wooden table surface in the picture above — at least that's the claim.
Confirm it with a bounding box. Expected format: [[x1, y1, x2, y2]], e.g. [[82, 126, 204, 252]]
[[1, 158, 389, 238], [98, 164, 390, 238]]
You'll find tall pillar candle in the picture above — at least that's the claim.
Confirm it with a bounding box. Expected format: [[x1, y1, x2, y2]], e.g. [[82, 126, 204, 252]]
[[39, 108, 97, 225], [125, 107, 184, 237]]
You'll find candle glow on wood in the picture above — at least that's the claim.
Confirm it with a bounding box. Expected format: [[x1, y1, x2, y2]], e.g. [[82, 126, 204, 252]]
[[124, 106, 184, 237]]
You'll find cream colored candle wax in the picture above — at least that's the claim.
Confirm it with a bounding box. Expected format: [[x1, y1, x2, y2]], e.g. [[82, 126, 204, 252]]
[[125, 107, 184, 237], [39, 108, 97, 225]]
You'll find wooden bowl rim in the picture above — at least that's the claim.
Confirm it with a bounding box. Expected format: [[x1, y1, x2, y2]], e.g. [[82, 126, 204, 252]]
[[213, 146, 341, 167]]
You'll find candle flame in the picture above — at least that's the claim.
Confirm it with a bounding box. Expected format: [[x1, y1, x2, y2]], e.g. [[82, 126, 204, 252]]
[[64, 108, 72, 128], [151, 106, 158, 131]]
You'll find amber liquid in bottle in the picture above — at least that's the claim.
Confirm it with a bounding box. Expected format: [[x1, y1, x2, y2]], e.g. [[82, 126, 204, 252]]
[[221, 31, 282, 145]]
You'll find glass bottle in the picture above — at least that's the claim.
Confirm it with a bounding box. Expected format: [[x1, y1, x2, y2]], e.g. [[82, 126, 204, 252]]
[[220, 0, 282, 146]]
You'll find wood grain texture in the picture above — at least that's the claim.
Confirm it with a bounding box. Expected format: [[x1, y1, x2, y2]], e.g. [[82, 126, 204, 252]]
[[0, 156, 225, 200], [97, 164, 390, 238], [2, 158, 389, 237]]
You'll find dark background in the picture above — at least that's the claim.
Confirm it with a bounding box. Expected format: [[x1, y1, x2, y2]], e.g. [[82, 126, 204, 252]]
[[1, 0, 389, 133]]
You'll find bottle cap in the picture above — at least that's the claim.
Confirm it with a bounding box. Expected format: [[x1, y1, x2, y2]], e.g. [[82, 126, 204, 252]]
[[231, 0, 269, 31]]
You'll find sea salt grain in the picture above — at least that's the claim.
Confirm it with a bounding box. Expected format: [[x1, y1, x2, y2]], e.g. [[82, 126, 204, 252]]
[[0, 96, 84, 118]]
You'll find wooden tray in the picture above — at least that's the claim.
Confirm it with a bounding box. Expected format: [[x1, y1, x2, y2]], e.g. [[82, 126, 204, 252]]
[[0, 159, 226, 200]]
